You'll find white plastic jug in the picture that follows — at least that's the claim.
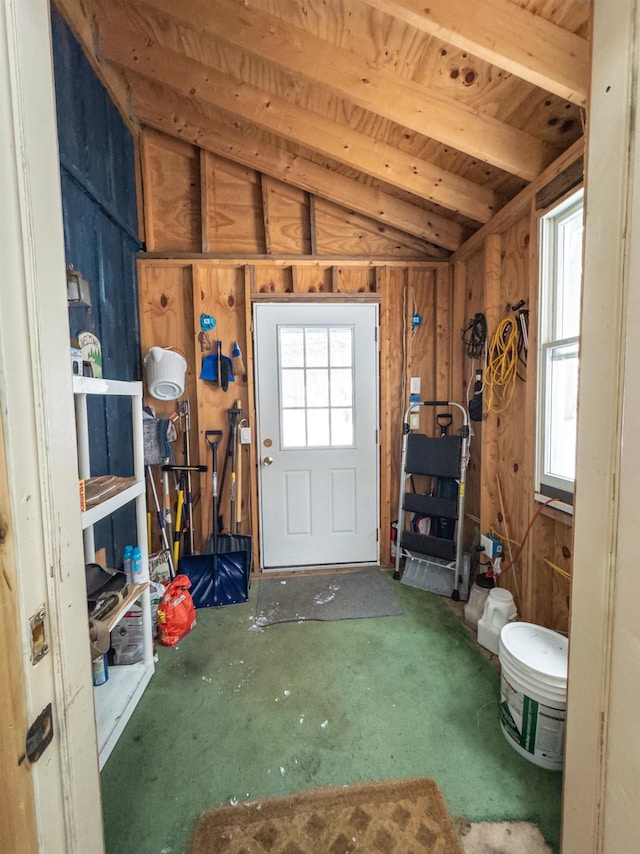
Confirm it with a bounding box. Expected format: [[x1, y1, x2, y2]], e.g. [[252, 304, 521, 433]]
[[463, 574, 494, 630], [144, 347, 187, 400], [477, 588, 517, 654]]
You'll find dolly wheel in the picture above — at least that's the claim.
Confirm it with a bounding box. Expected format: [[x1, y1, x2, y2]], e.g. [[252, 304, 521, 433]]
[[451, 589, 460, 602], [392, 570, 400, 581]]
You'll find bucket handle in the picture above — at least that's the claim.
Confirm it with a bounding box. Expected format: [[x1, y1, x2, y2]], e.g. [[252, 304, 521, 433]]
[[147, 345, 188, 363]]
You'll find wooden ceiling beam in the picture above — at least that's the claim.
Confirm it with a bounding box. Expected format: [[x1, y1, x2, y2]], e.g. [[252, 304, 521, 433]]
[[98, 21, 497, 224], [129, 78, 462, 252], [360, 0, 589, 107], [454, 136, 584, 261], [121, 0, 556, 180]]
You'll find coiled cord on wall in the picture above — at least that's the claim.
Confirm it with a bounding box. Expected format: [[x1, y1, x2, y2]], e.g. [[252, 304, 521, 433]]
[[484, 317, 520, 413], [461, 313, 487, 359]]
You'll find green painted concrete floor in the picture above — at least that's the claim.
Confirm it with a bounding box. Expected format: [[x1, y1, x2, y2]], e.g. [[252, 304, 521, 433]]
[[100, 573, 562, 854]]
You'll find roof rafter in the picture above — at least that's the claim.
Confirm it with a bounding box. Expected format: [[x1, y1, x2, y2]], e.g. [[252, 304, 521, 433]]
[[360, 0, 589, 106], [121, 0, 558, 180], [97, 18, 497, 223]]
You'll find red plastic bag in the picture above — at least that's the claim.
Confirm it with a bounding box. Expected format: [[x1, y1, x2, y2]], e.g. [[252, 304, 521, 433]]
[[157, 574, 196, 647]]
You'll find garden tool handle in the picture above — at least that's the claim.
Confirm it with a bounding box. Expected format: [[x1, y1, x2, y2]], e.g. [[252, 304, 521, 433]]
[[235, 429, 242, 532], [205, 429, 223, 451], [161, 464, 207, 472]]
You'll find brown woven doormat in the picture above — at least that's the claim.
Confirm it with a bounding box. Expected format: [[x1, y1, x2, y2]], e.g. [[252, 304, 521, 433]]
[[190, 777, 462, 853]]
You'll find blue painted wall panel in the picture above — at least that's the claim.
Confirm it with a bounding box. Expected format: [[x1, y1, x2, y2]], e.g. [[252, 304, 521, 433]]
[[51, 10, 138, 235], [52, 9, 143, 565]]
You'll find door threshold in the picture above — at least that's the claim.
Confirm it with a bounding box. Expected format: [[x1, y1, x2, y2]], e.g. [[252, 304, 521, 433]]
[[261, 562, 381, 578]]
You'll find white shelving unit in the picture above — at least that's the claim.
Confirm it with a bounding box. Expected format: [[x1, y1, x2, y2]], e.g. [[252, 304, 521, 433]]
[[73, 375, 154, 769]]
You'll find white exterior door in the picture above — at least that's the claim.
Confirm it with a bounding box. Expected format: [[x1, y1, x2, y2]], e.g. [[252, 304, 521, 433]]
[[254, 303, 379, 569]]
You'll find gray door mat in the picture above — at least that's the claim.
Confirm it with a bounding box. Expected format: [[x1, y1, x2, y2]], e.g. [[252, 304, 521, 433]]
[[255, 569, 403, 626]]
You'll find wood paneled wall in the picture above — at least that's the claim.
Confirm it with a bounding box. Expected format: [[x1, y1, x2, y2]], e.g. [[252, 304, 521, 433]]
[[141, 129, 442, 259], [452, 147, 583, 633], [138, 258, 451, 571]]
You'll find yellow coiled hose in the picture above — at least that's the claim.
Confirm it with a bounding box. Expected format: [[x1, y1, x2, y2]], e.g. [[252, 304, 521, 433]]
[[484, 317, 520, 413]]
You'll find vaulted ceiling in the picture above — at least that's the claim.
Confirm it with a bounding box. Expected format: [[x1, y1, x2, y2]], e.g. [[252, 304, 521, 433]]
[[56, 0, 590, 256]]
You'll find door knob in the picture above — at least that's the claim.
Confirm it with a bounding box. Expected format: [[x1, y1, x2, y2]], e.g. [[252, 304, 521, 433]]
[[263, 456, 274, 466]]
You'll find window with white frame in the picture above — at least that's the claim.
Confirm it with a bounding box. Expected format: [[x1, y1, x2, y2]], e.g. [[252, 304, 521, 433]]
[[536, 188, 584, 509]]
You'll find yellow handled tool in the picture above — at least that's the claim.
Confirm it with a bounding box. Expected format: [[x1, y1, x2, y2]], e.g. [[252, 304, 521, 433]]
[[173, 488, 184, 568]]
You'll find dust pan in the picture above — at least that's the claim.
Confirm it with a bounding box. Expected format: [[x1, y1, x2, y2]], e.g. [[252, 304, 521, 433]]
[[200, 353, 234, 383]]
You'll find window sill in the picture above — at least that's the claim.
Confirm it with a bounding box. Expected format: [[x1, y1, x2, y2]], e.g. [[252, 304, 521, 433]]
[[534, 492, 574, 525]]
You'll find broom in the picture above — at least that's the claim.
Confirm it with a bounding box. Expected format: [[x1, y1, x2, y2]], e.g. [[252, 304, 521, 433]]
[[231, 342, 246, 379]]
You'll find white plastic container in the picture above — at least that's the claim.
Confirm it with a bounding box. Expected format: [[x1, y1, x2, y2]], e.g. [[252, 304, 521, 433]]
[[499, 622, 568, 771], [477, 587, 517, 653], [144, 347, 187, 400], [464, 574, 494, 630]]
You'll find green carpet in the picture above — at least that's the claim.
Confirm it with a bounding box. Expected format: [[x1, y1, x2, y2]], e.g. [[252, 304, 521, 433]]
[[101, 573, 562, 854]]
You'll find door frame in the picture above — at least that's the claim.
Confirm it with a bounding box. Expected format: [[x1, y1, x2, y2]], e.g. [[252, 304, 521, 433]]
[[0, 414, 37, 852], [253, 300, 380, 571], [0, 1, 103, 850], [561, 0, 640, 850]]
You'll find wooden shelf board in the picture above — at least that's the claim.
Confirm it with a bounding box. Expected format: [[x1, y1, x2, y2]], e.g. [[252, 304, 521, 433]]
[[81, 480, 144, 528], [92, 582, 150, 634], [73, 376, 143, 397]]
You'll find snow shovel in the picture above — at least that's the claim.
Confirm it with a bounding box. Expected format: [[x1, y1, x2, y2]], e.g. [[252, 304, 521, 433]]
[[179, 429, 251, 608], [205, 429, 223, 550]]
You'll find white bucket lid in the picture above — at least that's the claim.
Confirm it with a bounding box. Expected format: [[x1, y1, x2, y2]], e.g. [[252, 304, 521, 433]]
[[500, 655, 567, 702], [500, 622, 568, 682]]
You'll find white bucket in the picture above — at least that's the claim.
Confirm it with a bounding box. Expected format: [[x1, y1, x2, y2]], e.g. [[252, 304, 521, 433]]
[[477, 588, 517, 654], [144, 347, 187, 400], [498, 622, 568, 771]]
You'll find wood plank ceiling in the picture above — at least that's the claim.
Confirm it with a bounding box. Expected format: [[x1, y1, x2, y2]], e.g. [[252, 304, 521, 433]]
[[58, 0, 590, 257]]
